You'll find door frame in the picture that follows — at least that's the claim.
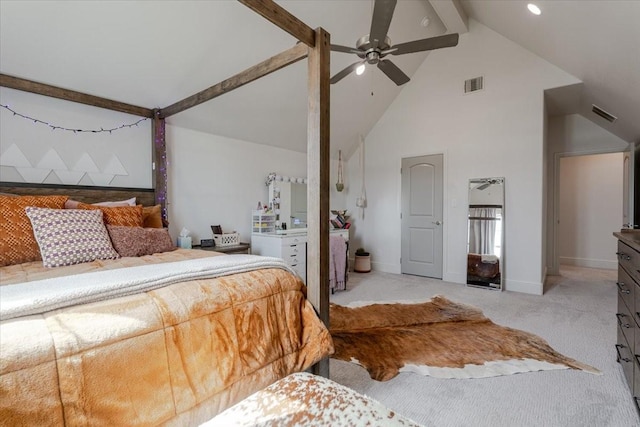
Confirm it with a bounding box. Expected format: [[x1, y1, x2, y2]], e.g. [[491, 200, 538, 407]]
[[549, 147, 628, 275], [399, 151, 447, 279]]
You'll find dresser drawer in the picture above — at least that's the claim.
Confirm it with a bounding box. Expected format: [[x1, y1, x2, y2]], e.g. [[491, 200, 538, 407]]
[[289, 262, 306, 282], [634, 327, 640, 395], [285, 254, 305, 266], [618, 292, 636, 349], [618, 265, 636, 316], [281, 235, 306, 247], [618, 241, 640, 283], [282, 243, 305, 259], [618, 326, 635, 391]]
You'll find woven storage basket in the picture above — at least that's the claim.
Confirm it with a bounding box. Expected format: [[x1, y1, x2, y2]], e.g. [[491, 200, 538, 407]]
[[213, 233, 239, 247]]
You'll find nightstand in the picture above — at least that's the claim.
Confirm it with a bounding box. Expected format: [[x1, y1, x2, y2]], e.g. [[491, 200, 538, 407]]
[[195, 242, 251, 254]]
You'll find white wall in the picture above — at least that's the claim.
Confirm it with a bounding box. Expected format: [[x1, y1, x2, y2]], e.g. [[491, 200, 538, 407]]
[[558, 153, 622, 269], [545, 113, 629, 274], [344, 19, 580, 295], [166, 125, 305, 244], [0, 87, 151, 188], [166, 125, 347, 245]]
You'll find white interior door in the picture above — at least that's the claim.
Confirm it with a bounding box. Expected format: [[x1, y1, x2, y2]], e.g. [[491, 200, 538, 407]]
[[401, 154, 443, 278]]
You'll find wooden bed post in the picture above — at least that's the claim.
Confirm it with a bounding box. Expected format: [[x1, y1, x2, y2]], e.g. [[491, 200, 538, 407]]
[[307, 27, 331, 377], [152, 110, 168, 223]]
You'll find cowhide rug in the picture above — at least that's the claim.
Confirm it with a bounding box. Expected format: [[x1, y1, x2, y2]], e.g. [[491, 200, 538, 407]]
[[329, 295, 600, 382]]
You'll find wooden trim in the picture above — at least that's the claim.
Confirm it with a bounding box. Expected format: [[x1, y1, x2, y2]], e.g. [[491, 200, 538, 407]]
[[238, 0, 315, 47], [0, 74, 154, 118], [306, 28, 331, 377], [159, 43, 308, 118], [152, 112, 168, 222], [0, 182, 155, 206]]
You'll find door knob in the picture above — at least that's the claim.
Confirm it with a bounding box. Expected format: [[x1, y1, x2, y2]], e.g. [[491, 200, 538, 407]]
[[433, 220, 442, 226]]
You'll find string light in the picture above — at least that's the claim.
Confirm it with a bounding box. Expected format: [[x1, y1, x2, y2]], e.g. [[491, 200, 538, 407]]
[[154, 111, 168, 224], [0, 104, 148, 134]]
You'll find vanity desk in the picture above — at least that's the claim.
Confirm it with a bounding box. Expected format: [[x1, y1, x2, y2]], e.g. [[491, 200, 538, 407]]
[[251, 229, 349, 284], [257, 173, 349, 284], [613, 230, 640, 413]]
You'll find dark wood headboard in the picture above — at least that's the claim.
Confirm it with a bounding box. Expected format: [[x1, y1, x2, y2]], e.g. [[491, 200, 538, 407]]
[[0, 182, 156, 206]]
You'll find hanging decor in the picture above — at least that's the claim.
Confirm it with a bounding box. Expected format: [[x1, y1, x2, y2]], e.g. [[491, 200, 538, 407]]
[[336, 150, 344, 192], [0, 104, 148, 134], [356, 135, 367, 219]]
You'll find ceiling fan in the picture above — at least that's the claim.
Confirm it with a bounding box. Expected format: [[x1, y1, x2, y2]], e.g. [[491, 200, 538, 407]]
[[330, 0, 459, 86]]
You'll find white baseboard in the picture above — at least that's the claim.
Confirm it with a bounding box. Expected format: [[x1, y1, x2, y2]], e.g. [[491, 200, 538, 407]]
[[443, 272, 466, 284], [504, 279, 543, 295], [559, 256, 617, 270], [370, 260, 401, 274], [358, 262, 544, 295]]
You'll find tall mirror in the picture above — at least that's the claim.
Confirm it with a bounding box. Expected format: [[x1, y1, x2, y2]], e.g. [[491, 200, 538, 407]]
[[467, 177, 505, 290], [269, 180, 307, 230]]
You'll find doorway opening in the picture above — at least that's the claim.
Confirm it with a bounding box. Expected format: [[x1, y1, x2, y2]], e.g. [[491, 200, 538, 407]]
[[556, 152, 623, 271]]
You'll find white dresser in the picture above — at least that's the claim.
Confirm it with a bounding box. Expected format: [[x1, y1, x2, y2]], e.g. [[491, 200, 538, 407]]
[[251, 229, 349, 284]]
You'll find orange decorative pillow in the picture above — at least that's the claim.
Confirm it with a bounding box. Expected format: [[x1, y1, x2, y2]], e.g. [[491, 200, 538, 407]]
[[0, 195, 69, 266], [77, 203, 143, 227], [142, 205, 163, 228]]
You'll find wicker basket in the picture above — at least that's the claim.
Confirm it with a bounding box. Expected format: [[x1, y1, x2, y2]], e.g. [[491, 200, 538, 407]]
[[213, 233, 240, 247]]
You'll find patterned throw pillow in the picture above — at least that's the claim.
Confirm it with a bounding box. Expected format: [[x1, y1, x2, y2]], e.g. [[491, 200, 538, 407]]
[[77, 203, 144, 227], [107, 225, 176, 257], [25, 207, 119, 267], [0, 195, 69, 266]]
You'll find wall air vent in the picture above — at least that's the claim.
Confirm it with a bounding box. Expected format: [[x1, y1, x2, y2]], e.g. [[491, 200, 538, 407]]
[[464, 76, 484, 94], [592, 104, 617, 123]]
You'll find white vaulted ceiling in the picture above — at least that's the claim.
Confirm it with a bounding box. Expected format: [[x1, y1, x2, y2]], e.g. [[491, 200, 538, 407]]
[[459, 0, 640, 144], [1, 1, 638, 158]]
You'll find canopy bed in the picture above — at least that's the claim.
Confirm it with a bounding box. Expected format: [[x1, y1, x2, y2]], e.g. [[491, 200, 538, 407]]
[[0, 0, 355, 425]]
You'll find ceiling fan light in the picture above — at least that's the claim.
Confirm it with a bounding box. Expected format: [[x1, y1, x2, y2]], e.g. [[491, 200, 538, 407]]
[[527, 3, 541, 15], [356, 64, 366, 75]]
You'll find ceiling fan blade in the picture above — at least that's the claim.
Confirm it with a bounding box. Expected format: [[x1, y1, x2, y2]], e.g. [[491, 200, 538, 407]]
[[331, 44, 361, 55], [377, 59, 410, 86], [331, 60, 366, 84], [369, 0, 397, 48], [391, 33, 459, 56]]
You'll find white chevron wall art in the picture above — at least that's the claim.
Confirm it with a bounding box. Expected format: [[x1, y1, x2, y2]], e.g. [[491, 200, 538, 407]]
[[0, 144, 129, 186]]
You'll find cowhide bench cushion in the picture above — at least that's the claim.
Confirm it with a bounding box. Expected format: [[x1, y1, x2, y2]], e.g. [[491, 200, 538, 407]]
[[200, 372, 420, 426]]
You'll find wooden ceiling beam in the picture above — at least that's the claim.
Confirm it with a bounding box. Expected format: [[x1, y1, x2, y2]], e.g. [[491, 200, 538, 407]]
[[238, 0, 315, 47], [158, 42, 308, 119], [0, 73, 154, 118]]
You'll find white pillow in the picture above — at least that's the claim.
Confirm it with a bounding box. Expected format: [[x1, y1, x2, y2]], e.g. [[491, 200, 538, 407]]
[[25, 207, 120, 268]]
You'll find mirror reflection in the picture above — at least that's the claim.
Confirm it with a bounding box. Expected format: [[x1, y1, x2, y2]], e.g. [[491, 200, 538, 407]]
[[269, 180, 307, 230], [467, 177, 504, 290]]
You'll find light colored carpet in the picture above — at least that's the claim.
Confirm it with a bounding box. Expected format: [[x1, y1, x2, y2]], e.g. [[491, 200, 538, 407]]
[[329, 266, 639, 427]]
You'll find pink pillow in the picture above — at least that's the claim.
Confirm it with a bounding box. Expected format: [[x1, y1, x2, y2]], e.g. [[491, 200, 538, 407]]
[[65, 197, 136, 209], [107, 226, 176, 258]]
